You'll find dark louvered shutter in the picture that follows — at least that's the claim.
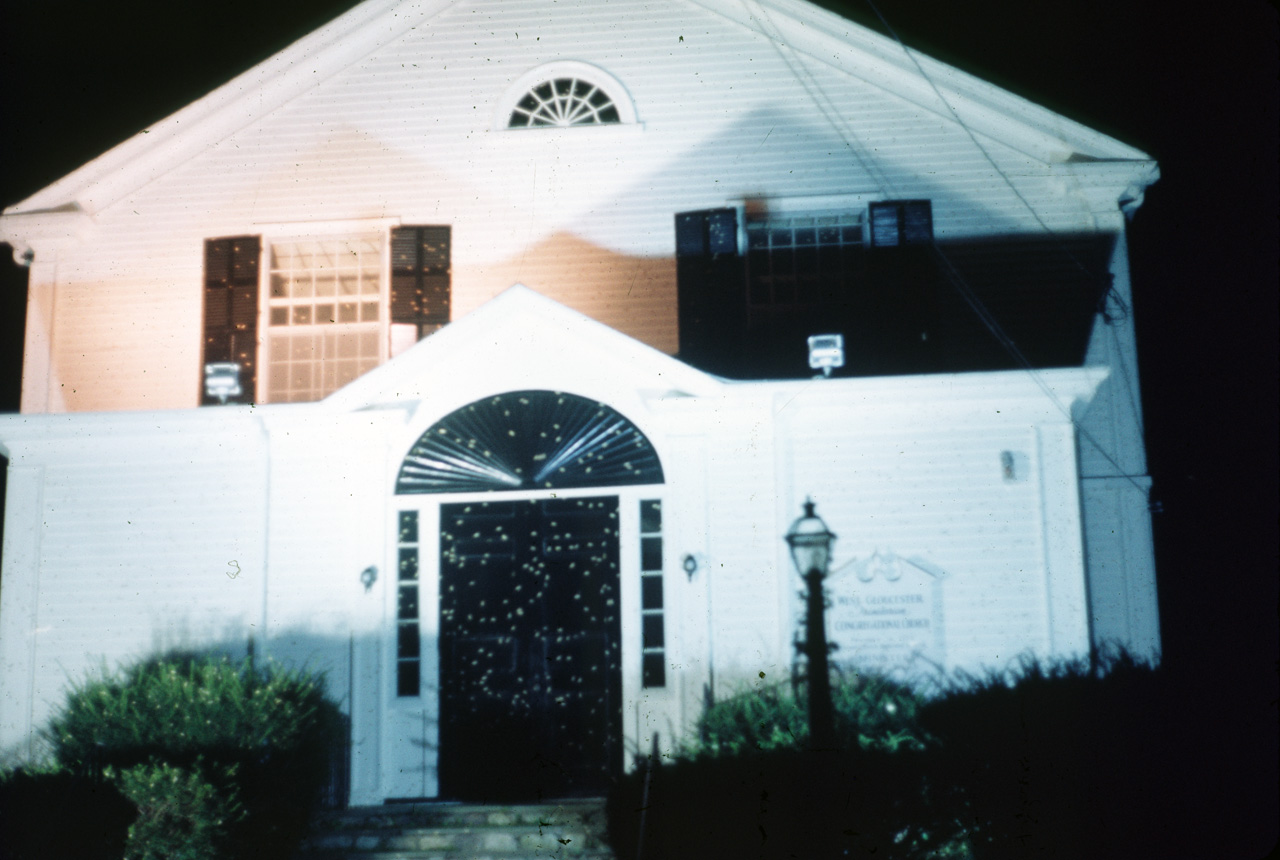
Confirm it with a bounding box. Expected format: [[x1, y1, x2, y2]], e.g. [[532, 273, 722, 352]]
[[391, 226, 451, 338], [865, 201, 940, 373], [675, 208, 744, 376], [202, 236, 260, 405], [869, 200, 933, 247]]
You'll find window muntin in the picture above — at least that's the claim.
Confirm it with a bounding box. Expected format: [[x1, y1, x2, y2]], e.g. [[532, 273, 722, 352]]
[[746, 212, 864, 308], [266, 236, 383, 402], [395, 390, 665, 495], [640, 499, 665, 688], [508, 78, 621, 128]]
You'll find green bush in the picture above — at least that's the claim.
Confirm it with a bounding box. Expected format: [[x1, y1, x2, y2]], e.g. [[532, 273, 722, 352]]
[[44, 652, 344, 859], [607, 746, 962, 860], [918, 649, 1172, 860], [687, 672, 928, 757], [609, 652, 1182, 860], [609, 673, 960, 860], [112, 758, 244, 860]]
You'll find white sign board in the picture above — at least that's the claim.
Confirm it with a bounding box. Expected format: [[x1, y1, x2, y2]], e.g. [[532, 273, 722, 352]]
[[824, 551, 946, 675]]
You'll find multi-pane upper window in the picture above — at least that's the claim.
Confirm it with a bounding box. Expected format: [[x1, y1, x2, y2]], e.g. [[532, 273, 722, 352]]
[[508, 78, 621, 128], [201, 227, 452, 406], [745, 212, 865, 309], [266, 236, 382, 403]]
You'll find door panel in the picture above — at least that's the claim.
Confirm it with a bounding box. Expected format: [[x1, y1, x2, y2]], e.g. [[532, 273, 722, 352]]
[[439, 496, 621, 800]]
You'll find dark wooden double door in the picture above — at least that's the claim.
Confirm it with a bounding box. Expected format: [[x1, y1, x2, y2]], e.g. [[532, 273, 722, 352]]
[[438, 496, 622, 800]]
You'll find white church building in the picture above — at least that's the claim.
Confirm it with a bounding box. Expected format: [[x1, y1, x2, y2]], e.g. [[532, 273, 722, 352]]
[[0, 0, 1159, 804]]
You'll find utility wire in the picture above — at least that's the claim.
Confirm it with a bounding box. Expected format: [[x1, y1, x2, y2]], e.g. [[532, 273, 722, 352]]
[[747, 0, 1152, 500], [855, 0, 1153, 500], [744, 0, 901, 199]]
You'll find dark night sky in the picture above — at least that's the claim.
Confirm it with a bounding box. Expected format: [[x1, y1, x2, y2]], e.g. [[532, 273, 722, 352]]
[[2, 0, 1276, 853]]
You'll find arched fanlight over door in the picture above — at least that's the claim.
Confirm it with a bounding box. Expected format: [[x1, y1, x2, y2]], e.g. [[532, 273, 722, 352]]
[[396, 390, 664, 494]]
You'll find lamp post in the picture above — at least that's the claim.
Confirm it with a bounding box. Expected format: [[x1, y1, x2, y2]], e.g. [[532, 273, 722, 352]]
[[785, 498, 837, 750]]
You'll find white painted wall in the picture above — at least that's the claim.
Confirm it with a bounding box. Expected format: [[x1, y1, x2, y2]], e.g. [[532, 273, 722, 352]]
[[6, 0, 1148, 415], [0, 413, 268, 761], [0, 0, 1159, 793], [0, 322, 1106, 798]]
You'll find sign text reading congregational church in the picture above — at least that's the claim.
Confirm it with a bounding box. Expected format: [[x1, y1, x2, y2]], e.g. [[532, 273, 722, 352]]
[[825, 551, 946, 674]]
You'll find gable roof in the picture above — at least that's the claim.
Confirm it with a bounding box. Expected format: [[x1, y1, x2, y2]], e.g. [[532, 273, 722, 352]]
[[2, 0, 1154, 221], [325, 284, 723, 415]]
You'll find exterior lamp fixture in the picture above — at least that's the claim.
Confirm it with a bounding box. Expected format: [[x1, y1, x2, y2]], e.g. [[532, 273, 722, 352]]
[[785, 498, 837, 750]]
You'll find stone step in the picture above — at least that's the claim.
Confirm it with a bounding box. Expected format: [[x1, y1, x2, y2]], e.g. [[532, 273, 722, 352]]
[[296, 799, 616, 860], [305, 824, 610, 854], [310, 799, 607, 832]]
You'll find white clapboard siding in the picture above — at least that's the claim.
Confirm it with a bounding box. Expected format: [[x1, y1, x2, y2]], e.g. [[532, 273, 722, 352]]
[[262, 415, 397, 634], [22, 432, 266, 737], [769, 371, 1100, 672], [1080, 477, 1160, 660], [0, 0, 1158, 798], [786, 425, 1052, 668], [22, 0, 1125, 415]]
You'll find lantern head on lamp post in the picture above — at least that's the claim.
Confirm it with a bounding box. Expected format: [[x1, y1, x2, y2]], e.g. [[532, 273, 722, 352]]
[[785, 498, 837, 750]]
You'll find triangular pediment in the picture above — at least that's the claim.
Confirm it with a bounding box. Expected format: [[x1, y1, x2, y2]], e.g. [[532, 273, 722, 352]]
[[324, 285, 722, 415], [2, 0, 1153, 223]]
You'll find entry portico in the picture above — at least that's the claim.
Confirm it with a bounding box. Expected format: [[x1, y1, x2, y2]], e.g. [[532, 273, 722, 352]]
[[0, 287, 1106, 804]]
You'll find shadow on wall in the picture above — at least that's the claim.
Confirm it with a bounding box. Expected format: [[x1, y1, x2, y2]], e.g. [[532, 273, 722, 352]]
[[1, 242, 30, 571], [676, 228, 1117, 381], [465, 230, 678, 355]]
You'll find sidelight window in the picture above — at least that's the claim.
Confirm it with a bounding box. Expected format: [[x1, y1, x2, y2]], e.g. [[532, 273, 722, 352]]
[[639, 499, 665, 688], [396, 510, 422, 697]]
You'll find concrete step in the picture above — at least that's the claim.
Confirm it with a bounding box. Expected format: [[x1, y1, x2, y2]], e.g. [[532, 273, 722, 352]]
[[296, 799, 616, 860]]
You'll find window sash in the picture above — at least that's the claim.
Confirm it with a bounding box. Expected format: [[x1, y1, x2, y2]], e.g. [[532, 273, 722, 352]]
[[262, 235, 386, 402]]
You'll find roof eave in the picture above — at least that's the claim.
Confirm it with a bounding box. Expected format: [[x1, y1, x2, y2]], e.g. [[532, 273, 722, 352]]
[[3, 0, 453, 218]]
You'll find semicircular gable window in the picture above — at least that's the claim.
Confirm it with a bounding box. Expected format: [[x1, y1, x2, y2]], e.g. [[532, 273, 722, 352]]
[[396, 390, 664, 494], [508, 78, 621, 128]]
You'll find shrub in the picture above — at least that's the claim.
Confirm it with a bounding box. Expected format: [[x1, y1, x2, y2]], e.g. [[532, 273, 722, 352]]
[[607, 746, 959, 860], [609, 673, 958, 860], [45, 652, 344, 858], [608, 651, 1201, 860], [687, 672, 928, 757], [918, 649, 1171, 860], [0, 767, 136, 860], [112, 759, 244, 860]]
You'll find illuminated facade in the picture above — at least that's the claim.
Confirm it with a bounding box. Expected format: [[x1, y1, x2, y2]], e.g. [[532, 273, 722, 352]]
[[0, 0, 1158, 802]]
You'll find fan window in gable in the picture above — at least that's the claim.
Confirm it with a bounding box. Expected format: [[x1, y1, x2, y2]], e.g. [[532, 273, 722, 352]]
[[266, 236, 382, 403], [508, 78, 620, 127]]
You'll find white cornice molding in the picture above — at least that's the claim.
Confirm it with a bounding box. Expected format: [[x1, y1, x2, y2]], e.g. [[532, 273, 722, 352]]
[[0, 204, 98, 264]]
